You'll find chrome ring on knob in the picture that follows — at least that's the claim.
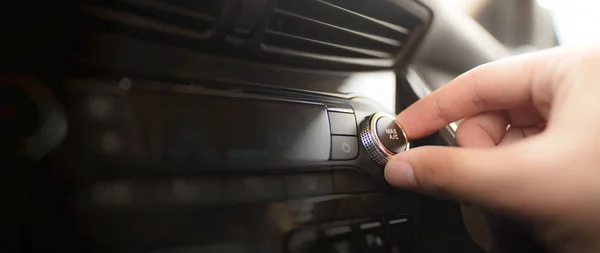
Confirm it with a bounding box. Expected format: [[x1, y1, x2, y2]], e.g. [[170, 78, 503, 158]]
[[359, 112, 410, 165]]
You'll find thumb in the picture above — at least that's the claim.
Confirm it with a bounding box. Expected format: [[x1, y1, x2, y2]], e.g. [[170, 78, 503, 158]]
[[385, 145, 531, 209]]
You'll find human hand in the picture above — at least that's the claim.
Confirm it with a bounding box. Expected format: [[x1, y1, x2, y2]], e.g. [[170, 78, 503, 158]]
[[385, 47, 600, 253]]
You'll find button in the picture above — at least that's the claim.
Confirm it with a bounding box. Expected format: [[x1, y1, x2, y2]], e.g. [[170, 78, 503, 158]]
[[362, 227, 393, 253], [85, 96, 115, 121], [146, 243, 250, 253], [329, 112, 358, 135], [288, 228, 318, 253], [286, 172, 334, 197], [332, 168, 377, 194], [324, 225, 352, 237], [359, 221, 382, 230], [78, 123, 147, 158], [388, 217, 412, 252], [169, 178, 224, 205], [81, 96, 132, 122], [331, 136, 358, 160], [375, 116, 408, 153], [358, 113, 409, 165], [90, 180, 133, 206], [319, 227, 386, 253]]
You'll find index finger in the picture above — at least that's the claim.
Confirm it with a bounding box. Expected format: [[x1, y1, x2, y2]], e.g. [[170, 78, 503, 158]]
[[398, 47, 574, 139]]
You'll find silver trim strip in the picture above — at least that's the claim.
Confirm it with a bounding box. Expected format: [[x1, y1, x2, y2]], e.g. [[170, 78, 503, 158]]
[[406, 68, 433, 99], [327, 108, 354, 113], [324, 226, 352, 236], [265, 29, 392, 58], [359, 222, 382, 230], [315, 0, 410, 34], [274, 9, 402, 47], [389, 218, 408, 225]]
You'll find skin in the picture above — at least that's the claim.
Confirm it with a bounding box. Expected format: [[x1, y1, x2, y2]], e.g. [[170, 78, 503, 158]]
[[384, 46, 600, 253]]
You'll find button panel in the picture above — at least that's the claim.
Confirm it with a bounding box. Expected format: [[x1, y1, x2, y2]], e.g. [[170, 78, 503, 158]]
[[82, 171, 340, 209], [328, 110, 359, 161], [288, 217, 413, 253]]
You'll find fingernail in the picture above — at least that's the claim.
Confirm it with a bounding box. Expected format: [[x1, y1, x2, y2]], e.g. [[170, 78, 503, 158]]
[[385, 160, 416, 187]]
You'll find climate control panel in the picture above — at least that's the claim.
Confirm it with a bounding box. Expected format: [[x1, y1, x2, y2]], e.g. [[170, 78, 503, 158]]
[[54, 77, 419, 253]]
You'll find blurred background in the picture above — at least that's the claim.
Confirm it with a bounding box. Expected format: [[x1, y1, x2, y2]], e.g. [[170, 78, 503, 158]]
[[454, 0, 599, 50], [410, 0, 599, 92]]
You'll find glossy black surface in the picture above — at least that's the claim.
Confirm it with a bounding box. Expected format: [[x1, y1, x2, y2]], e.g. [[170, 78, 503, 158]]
[[68, 87, 334, 166]]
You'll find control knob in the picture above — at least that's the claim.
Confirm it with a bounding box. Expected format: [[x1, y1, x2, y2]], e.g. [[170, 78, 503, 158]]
[[359, 113, 409, 165]]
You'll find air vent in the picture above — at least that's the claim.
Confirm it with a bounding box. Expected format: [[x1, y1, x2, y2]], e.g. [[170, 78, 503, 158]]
[[83, 0, 223, 40], [263, 0, 426, 67]]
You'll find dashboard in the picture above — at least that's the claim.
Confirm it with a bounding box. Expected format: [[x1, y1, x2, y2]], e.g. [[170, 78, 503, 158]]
[[2, 1, 483, 253]]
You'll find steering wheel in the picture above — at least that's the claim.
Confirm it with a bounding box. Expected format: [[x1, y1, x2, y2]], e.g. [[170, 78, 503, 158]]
[[410, 1, 548, 252]]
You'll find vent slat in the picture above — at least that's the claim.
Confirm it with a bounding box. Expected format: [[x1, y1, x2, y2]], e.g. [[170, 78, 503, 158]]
[[121, 0, 216, 21], [264, 0, 426, 66], [314, 0, 410, 34], [85, 0, 222, 40], [164, 0, 224, 17], [274, 9, 401, 47], [324, 0, 424, 30], [266, 12, 399, 56], [263, 46, 394, 67], [83, 6, 213, 39], [120, 0, 223, 19], [265, 30, 392, 58]]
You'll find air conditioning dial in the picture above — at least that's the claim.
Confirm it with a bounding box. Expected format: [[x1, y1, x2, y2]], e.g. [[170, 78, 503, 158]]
[[359, 113, 409, 165]]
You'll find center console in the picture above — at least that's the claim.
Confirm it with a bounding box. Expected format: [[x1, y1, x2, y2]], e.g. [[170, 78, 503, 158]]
[[59, 74, 419, 253], [2, 0, 482, 253]]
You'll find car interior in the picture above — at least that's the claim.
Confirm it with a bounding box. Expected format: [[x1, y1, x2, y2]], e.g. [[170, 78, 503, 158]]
[[2, 0, 561, 252]]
